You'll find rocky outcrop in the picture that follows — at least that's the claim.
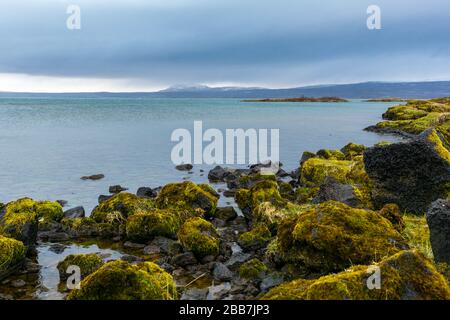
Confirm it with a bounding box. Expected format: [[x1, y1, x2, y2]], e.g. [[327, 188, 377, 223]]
[[427, 199, 450, 263]]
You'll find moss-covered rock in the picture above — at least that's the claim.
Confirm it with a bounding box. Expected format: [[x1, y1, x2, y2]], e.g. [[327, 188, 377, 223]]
[[316, 149, 345, 160], [67, 260, 178, 300], [0, 198, 39, 245], [341, 143, 365, 160], [235, 180, 287, 219], [125, 208, 182, 242], [262, 250, 450, 300], [91, 193, 154, 225], [177, 217, 219, 259], [379, 203, 404, 232], [155, 182, 219, 217], [252, 202, 312, 232], [238, 225, 272, 251], [0, 235, 26, 280], [274, 201, 407, 273], [57, 253, 104, 281], [300, 157, 369, 188], [61, 217, 117, 239], [294, 187, 319, 204], [239, 258, 268, 279]]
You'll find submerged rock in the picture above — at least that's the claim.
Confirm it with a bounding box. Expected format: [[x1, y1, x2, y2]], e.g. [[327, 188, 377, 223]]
[[67, 260, 178, 300], [175, 164, 193, 171], [427, 199, 450, 263], [262, 250, 450, 300], [80, 174, 105, 181], [364, 129, 450, 213]]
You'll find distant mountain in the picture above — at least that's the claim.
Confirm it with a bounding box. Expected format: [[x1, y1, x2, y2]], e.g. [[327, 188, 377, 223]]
[[1, 81, 449, 99]]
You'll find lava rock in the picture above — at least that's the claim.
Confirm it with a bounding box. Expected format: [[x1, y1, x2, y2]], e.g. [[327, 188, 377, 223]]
[[212, 262, 233, 281], [109, 185, 128, 194], [427, 198, 450, 263], [312, 177, 362, 207], [136, 187, 158, 198], [175, 164, 193, 171], [63, 206, 85, 219], [98, 195, 113, 204], [171, 252, 198, 267], [81, 174, 105, 181], [215, 207, 238, 222]]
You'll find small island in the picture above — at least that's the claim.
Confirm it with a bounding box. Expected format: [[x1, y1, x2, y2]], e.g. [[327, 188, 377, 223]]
[[364, 98, 407, 102], [242, 96, 349, 103]]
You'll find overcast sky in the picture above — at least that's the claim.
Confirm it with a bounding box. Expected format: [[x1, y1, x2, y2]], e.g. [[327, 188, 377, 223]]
[[0, 0, 449, 92]]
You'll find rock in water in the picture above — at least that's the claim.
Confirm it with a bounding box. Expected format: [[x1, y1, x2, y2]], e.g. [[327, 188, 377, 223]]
[[427, 199, 450, 263], [80, 174, 105, 181], [109, 185, 128, 194], [175, 164, 193, 171], [63, 206, 85, 219], [136, 187, 158, 198], [364, 129, 450, 213]]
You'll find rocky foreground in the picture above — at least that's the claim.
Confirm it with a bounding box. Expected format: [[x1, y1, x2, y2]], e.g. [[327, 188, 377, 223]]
[[1, 98, 450, 300]]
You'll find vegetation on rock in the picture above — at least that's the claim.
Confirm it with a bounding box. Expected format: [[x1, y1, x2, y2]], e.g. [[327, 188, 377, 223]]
[[0, 235, 26, 280], [177, 217, 219, 258], [57, 253, 104, 281]]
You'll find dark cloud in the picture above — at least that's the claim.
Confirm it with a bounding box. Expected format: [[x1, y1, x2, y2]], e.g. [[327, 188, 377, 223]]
[[0, 0, 449, 88]]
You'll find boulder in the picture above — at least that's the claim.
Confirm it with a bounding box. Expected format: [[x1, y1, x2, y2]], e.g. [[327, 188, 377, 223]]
[[364, 129, 450, 213], [427, 199, 450, 263], [67, 260, 178, 300], [136, 187, 158, 198], [212, 262, 233, 281], [57, 253, 104, 281], [63, 206, 85, 219], [177, 217, 219, 259], [274, 201, 408, 274], [312, 176, 365, 208], [109, 185, 128, 194], [262, 250, 450, 300], [215, 207, 237, 222]]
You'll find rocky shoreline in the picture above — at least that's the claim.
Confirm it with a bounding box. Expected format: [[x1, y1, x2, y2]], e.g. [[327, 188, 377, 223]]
[[1, 98, 450, 300]]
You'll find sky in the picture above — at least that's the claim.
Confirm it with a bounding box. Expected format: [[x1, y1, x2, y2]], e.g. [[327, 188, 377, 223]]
[[0, 0, 449, 92]]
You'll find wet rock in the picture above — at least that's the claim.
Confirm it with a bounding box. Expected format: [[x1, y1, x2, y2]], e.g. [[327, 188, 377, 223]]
[[171, 252, 198, 267], [207, 282, 232, 300], [181, 287, 208, 300], [121, 254, 143, 263], [215, 207, 237, 222], [136, 187, 158, 198], [176, 164, 193, 171], [81, 174, 105, 181], [150, 236, 176, 254], [212, 262, 233, 281], [123, 241, 146, 249], [312, 177, 362, 208], [364, 129, 450, 213], [223, 190, 236, 198], [38, 231, 70, 242], [260, 273, 285, 292], [157, 262, 175, 273], [98, 195, 113, 204], [225, 243, 251, 269], [109, 185, 128, 194], [23, 259, 40, 274], [427, 199, 450, 263], [63, 206, 85, 219], [49, 243, 67, 254], [0, 293, 13, 300], [143, 244, 161, 255], [208, 166, 230, 182]]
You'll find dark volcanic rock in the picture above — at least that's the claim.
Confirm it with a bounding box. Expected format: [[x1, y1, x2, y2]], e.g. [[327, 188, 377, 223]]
[[212, 262, 233, 281], [136, 187, 158, 198], [175, 164, 193, 171], [171, 252, 198, 267], [215, 207, 238, 222], [109, 185, 128, 194], [364, 129, 450, 213], [208, 166, 230, 182], [63, 206, 85, 219], [98, 194, 113, 204], [312, 177, 362, 207], [80, 174, 105, 181], [56, 200, 68, 207], [427, 199, 450, 263]]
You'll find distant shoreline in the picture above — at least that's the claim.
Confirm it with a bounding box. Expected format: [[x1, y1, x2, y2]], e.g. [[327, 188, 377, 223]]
[[241, 96, 348, 103]]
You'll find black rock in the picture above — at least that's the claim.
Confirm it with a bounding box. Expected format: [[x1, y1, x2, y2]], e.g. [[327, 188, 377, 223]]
[[109, 185, 128, 194], [63, 206, 85, 219], [426, 199, 450, 263], [136, 187, 158, 198], [121, 254, 143, 263], [208, 166, 231, 182], [98, 194, 113, 204], [215, 207, 238, 222], [364, 129, 450, 213], [80, 174, 105, 181], [171, 252, 197, 267], [223, 189, 236, 198], [56, 200, 68, 207], [48, 243, 67, 254], [38, 231, 70, 242], [123, 241, 146, 249], [1, 217, 38, 247], [312, 177, 362, 207], [175, 164, 193, 171]]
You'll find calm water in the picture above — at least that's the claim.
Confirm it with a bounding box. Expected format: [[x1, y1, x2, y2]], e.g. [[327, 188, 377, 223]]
[[0, 97, 399, 213]]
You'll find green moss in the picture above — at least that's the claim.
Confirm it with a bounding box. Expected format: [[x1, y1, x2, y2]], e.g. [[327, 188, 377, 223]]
[[316, 149, 345, 160], [300, 158, 369, 187], [91, 193, 155, 224], [0, 235, 26, 279], [238, 224, 272, 251], [276, 201, 407, 273], [67, 260, 178, 300], [57, 253, 104, 281], [177, 217, 219, 258], [253, 202, 313, 232], [262, 250, 450, 300], [125, 208, 182, 242], [402, 214, 433, 259], [239, 258, 268, 279], [61, 217, 117, 238], [35, 201, 64, 222], [376, 112, 447, 135], [155, 181, 218, 217], [294, 187, 319, 204], [235, 180, 287, 219], [0, 198, 38, 243], [341, 143, 365, 160], [379, 204, 404, 232], [425, 129, 450, 163]]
